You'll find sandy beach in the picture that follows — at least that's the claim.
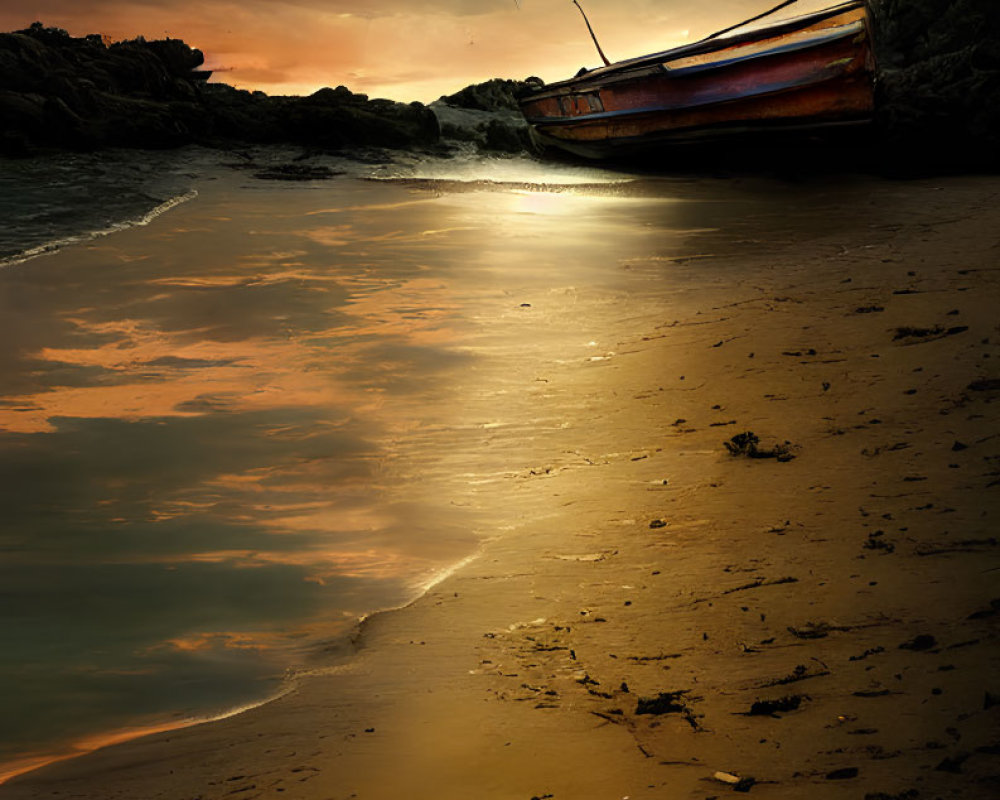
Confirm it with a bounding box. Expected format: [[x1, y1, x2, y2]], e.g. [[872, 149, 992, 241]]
[[2, 167, 999, 799]]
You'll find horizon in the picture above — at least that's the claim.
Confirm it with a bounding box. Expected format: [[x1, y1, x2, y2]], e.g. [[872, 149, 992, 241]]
[[0, 0, 834, 103]]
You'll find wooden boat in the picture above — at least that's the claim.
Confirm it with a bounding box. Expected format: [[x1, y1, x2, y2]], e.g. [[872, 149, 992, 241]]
[[517, 0, 875, 159]]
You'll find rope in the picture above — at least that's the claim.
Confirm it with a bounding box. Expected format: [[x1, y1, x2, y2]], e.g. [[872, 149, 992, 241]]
[[704, 0, 804, 41]]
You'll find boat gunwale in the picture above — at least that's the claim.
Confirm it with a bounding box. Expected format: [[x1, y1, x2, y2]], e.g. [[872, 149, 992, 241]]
[[660, 17, 864, 78], [523, 18, 868, 123], [522, 0, 867, 101], [524, 64, 870, 130]]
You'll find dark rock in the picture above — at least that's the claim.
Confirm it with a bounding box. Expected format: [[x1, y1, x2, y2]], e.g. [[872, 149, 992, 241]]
[[635, 690, 688, 715], [869, 0, 1000, 169], [899, 634, 937, 651], [431, 97, 533, 154], [968, 378, 1000, 392], [142, 37, 205, 75], [0, 23, 442, 155], [825, 767, 859, 780], [849, 646, 885, 662], [864, 532, 896, 554], [437, 77, 539, 112], [788, 621, 851, 639], [482, 117, 532, 153], [253, 164, 344, 181], [279, 91, 440, 150], [0, 89, 45, 136], [724, 431, 795, 461], [893, 325, 942, 340], [747, 695, 806, 716], [893, 325, 969, 342], [934, 752, 970, 773]]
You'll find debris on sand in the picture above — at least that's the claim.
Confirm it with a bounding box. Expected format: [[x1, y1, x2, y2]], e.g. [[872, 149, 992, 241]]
[[899, 634, 937, 651], [848, 646, 885, 662], [713, 771, 757, 792], [934, 752, 970, 773], [724, 431, 795, 461], [635, 691, 701, 730], [853, 688, 891, 698], [721, 576, 798, 596], [635, 690, 688, 715], [893, 325, 968, 342], [747, 694, 806, 716], [787, 621, 850, 640], [254, 164, 344, 181], [863, 531, 896, 554], [758, 664, 830, 688]]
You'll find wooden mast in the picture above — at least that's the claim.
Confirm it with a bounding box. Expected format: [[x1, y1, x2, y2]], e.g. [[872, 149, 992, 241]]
[[572, 0, 611, 67]]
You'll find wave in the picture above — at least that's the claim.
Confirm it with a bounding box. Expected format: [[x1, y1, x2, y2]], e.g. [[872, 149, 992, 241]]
[[0, 189, 198, 269]]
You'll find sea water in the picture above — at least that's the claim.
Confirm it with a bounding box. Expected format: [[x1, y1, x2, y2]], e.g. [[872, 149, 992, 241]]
[[2, 143, 847, 778], [2, 145, 691, 778]]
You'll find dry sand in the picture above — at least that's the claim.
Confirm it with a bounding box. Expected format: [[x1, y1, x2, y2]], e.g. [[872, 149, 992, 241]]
[[4, 173, 1000, 799]]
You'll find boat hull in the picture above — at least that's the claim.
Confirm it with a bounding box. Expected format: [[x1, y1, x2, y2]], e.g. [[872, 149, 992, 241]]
[[518, 1, 875, 160]]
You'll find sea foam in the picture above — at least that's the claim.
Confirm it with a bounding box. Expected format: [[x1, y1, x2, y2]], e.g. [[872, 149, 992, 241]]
[[1, 189, 197, 269]]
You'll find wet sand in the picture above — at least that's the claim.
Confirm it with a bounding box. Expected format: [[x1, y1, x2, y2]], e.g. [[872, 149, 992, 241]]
[[3, 171, 1000, 799]]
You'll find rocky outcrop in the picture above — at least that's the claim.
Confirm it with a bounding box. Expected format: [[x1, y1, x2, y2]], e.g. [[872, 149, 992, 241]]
[[200, 83, 439, 151], [431, 102, 533, 155], [0, 23, 440, 155], [0, 24, 206, 151], [432, 78, 542, 154], [869, 0, 1000, 169], [437, 77, 540, 113]]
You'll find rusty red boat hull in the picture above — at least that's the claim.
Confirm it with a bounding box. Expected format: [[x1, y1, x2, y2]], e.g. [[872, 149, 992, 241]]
[[518, 1, 875, 159]]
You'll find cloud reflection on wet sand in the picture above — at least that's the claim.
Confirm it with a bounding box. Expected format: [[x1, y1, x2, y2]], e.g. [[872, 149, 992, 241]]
[[0, 171, 686, 772]]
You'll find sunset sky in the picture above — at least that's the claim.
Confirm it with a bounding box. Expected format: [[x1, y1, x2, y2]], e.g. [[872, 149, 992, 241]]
[[0, 0, 833, 101]]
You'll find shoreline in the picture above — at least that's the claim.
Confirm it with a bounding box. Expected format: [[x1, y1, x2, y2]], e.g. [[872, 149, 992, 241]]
[[0, 555, 484, 789], [0, 189, 200, 270], [3, 172, 1000, 798], [0, 156, 637, 784], [0, 431, 497, 787]]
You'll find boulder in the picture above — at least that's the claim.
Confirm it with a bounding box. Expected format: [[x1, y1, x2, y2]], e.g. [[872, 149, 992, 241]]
[[482, 117, 533, 153], [432, 77, 540, 155], [437, 77, 541, 112], [142, 38, 205, 76], [869, 0, 1000, 168], [286, 88, 440, 149]]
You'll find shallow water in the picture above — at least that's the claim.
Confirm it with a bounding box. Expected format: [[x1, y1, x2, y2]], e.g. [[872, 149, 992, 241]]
[[0, 150, 704, 776], [0, 145, 883, 777], [0, 150, 207, 266]]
